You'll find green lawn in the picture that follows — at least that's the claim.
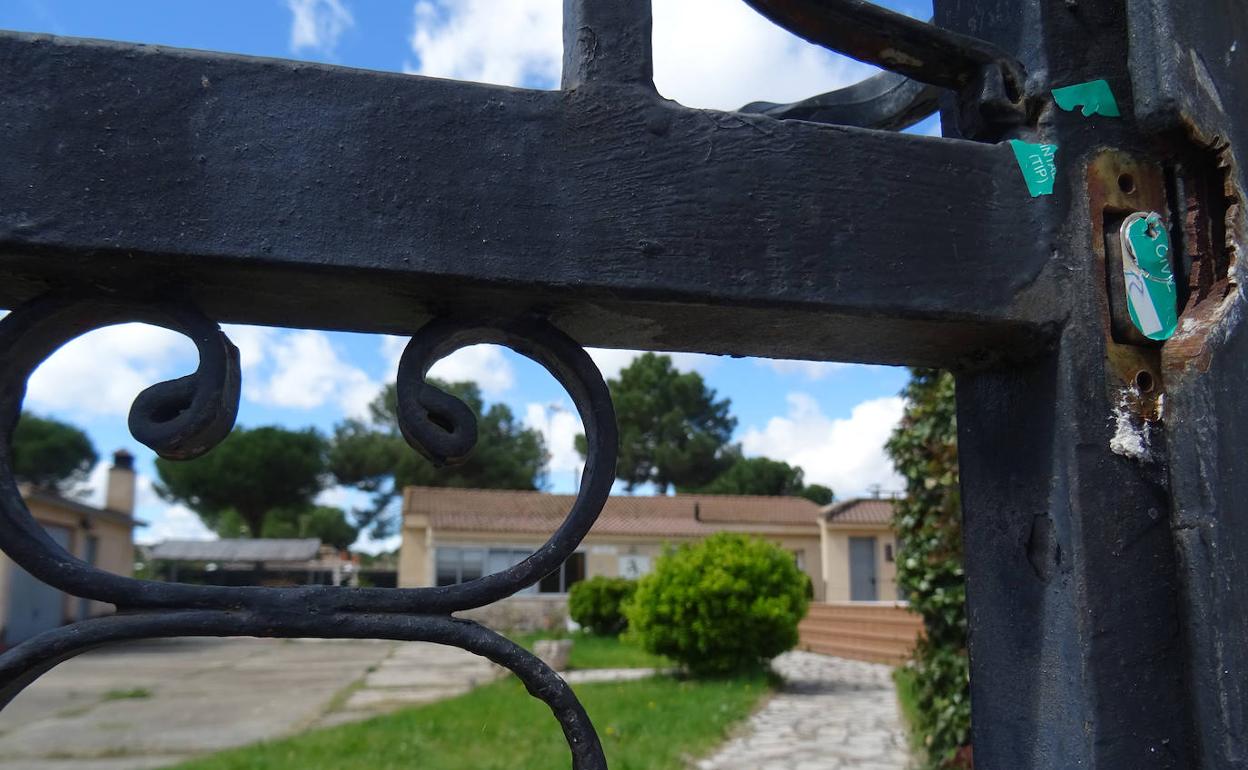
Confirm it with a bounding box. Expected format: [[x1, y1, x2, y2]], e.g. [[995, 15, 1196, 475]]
[[513, 631, 672, 670], [170, 672, 767, 770]]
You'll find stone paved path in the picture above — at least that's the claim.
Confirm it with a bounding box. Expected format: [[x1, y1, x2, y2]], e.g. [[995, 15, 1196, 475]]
[[698, 651, 911, 770], [0, 637, 497, 770]]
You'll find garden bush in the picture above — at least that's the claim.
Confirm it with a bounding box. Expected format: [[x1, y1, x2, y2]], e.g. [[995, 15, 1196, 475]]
[[568, 576, 636, 635], [886, 369, 971, 768], [625, 532, 809, 675]]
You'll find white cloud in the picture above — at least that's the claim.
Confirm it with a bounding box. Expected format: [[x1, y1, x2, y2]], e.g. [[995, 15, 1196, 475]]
[[652, 0, 877, 109], [379, 337, 515, 398], [244, 330, 380, 417], [401, 0, 874, 111], [429, 345, 515, 397], [741, 393, 905, 498], [136, 503, 217, 546], [221, 324, 279, 377], [71, 460, 110, 509], [524, 401, 583, 480], [759, 359, 850, 381], [380, 335, 407, 377], [405, 0, 562, 87], [286, 0, 354, 56], [26, 324, 195, 417], [353, 532, 402, 556], [315, 483, 373, 512], [69, 461, 214, 546], [587, 348, 720, 381]]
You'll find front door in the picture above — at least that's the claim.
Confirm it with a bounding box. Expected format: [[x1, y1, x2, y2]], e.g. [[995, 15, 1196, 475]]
[[5, 525, 71, 646], [849, 536, 878, 602]]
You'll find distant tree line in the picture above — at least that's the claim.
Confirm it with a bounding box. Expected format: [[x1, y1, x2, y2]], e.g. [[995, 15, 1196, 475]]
[[14, 353, 834, 552], [576, 353, 833, 505], [154, 379, 547, 546], [11, 413, 97, 493]]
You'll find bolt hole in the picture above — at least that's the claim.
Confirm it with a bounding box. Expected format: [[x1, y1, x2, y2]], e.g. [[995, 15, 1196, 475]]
[[1134, 370, 1155, 393], [1118, 174, 1136, 194]]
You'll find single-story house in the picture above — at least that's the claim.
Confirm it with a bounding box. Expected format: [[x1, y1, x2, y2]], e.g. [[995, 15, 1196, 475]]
[[143, 538, 360, 587], [399, 486, 825, 628], [819, 497, 900, 602], [2, 450, 139, 646]]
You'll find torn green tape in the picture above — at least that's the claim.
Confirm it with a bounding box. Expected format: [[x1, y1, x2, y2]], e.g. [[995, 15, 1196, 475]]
[[1008, 139, 1058, 197], [1052, 79, 1121, 118], [1121, 212, 1178, 341]]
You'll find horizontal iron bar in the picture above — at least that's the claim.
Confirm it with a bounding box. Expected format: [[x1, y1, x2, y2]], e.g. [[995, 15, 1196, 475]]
[[0, 32, 1058, 367], [741, 0, 1025, 92]]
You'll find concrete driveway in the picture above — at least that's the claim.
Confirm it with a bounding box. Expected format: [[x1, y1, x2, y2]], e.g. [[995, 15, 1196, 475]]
[[0, 637, 498, 770]]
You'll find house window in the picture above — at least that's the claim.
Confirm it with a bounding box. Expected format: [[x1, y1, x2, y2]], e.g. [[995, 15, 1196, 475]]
[[791, 549, 806, 570], [884, 543, 895, 562], [436, 547, 485, 587], [539, 552, 586, 594], [436, 547, 585, 594]]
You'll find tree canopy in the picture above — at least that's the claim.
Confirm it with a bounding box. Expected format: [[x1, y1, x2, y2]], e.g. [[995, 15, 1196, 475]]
[[329, 380, 548, 538], [686, 455, 833, 505], [579, 353, 736, 493], [12, 412, 98, 493], [154, 425, 327, 538], [214, 505, 359, 550]]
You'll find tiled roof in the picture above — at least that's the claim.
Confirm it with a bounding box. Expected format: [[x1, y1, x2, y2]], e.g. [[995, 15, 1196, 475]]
[[147, 538, 322, 562], [403, 487, 822, 537], [20, 484, 144, 528], [822, 498, 896, 526]]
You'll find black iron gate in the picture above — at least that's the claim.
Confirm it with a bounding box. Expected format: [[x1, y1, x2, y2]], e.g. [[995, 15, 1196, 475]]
[[0, 1, 1244, 767]]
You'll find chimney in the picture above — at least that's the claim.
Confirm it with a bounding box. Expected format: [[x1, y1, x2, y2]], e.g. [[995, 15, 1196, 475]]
[[106, 449, 136, 515]]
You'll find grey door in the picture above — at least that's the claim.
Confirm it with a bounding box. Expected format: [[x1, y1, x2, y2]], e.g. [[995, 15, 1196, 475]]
[[849, 536, 878, 602], [5, 525, 71, 646]]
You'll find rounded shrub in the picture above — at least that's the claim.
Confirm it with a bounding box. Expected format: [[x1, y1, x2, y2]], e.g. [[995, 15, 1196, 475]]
[[568, 576, 637, 635], [625, 532, 810, 675]]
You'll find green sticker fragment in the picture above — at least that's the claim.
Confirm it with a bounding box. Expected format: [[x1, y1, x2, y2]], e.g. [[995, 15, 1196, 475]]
[[1008, 139, 1058, 197], [1121, 212, 1178, 341], [1052, 79, 1121, 118]]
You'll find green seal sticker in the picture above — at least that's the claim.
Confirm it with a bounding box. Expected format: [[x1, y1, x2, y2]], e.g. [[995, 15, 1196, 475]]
[[1008, 139, 1058, 197], [1052, 79, 1121, 118], [1121, 212, 1178, 341]]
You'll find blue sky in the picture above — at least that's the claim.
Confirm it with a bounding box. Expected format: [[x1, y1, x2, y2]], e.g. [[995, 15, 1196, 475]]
[[1, 0, 931, 549]]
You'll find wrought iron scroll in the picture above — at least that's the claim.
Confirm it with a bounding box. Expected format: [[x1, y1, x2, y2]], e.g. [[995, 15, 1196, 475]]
[[736, 0, 1033, 137], [739, 70, 941, 131], [0, 294, 616, 769]]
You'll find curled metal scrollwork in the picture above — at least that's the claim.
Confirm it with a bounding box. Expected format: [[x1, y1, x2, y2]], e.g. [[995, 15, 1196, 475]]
[[0, 294, 616, 769], [739, 70, 940, 132]]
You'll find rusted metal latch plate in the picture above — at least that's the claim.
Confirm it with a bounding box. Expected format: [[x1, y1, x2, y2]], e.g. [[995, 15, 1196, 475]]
[[1088, 152, 1170, 422]]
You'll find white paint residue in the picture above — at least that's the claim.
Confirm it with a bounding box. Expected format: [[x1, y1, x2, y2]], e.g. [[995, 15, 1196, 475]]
[[1110, 393, 1150, 461]]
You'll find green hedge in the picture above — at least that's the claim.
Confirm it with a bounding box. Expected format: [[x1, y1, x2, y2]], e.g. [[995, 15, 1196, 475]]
[[568, 576, 636, 635], [885, 369, 971, 769], [625, 533, 809, 675]]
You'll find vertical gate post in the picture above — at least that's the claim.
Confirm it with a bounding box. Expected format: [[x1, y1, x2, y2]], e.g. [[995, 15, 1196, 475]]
[[943, 1, 1247, 767]]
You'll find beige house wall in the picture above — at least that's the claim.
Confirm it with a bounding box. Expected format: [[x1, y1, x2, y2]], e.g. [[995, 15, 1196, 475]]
[[397, 514, 432, 588], [399, 518, 824, 601], [820, 523, 898, 602], [0, 497, 135, 631]]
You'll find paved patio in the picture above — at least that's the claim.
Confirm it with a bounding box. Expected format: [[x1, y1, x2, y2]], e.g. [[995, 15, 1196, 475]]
[[699, 651, 911, 770], [0, 637, 498, 770]]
